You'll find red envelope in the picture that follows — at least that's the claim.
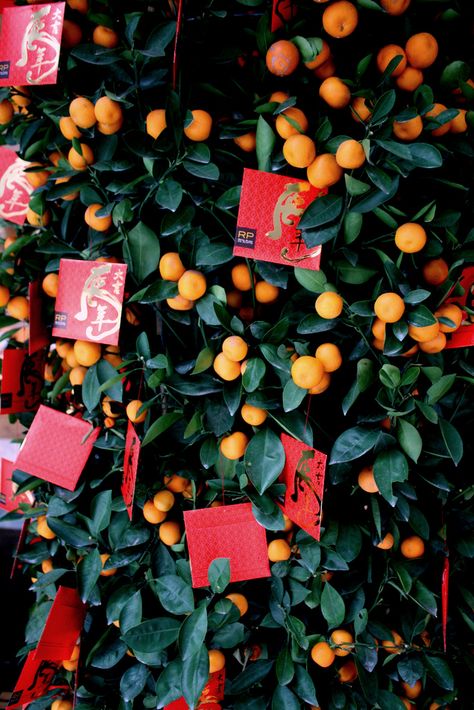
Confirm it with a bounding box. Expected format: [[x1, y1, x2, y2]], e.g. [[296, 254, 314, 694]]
[[233, 168, 325, 270], [444, 266, 474, 349], [184, 503, 270, 588], [0, 3, 65, 87], [0, 348, 45, 415], [271, 0, 297, 32], [34, 586, 86, 661], [10, 517, 29, 579], [28, 281, 49, 354], [121, 421, 140, 520], [0, 457, 35, 512], [7, 651, 61, 708], [52, 258, 127, 346], [14, 405, 99, 491], [165, 669, 225, 709], [0, 146, 33, 225], [280, 433, 326, 541]]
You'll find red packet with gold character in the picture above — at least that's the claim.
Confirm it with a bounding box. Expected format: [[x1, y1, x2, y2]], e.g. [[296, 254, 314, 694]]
[[444, 266, 474, 349], [234, 168, 324, 270], [0, 348, 45, 414], [0, 146, 33, 225], [53, 258, 127, 346], [121, 421, 140, 520], [271, 0, 297, 32]]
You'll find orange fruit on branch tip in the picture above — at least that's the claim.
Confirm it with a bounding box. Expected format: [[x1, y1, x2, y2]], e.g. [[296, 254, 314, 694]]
[[93, 25, 119, 48], [37, 515, 56, 539], [41, 558, 54, 573], [178, 270, 207, 300], [408, 321, 439, 342], [275, 107, 309, 139], [231, 263, 254, 291], [69, 97, 96, 128], [226, 593, 248, 616], [143, 500, 166, 524], [67, 0, 89, 13], [146, 109, 167, 139], [315, 343, 342, 372], [322, 1, 358, 39], [74, 340, 101, 366], [51, 700, 74, 710], [220, 431, 249, 460], [269, 91, 290, 104], [380, 0, 411, 15], [338, 659, 358, 683], [25, 163, 50, 189], [376, 45, 407, 77], [311, 641, 335, 667], [371, 318, 386, 340], [435, 303, 463, 333], [0, 99, 13, 124], [265, 40, 300, 77], [0, 285, 10, 307], [208, 649, 226, 673], [153, 490, 175, 512], [222, 335, 248, 362], [315, 292, 343, 319], [392, 115, 423, 141], [255, 281, 279, 303], [308, 371, 331, 394], [241, 403, 267, 426], [319, 77, 351, 108], [335, 139, 365, 169], [314, 58, 336, 80], [405, 32, 438, 69], [159, 521, 181, 546], [374, 293, 405, 323], [396, 67, 424, 92], [213, 352, 241, 381], [401, 680, 423, 699], [422, 258, 449, 286], [126, 400, 147, 423], [307, 153, 343, 189], [184, 110, 212, 141], [351, 96, 372, 123], [382, 630, 404, 654], [395, 222, 427, 253], [358, 466, 379, 493], [6, 295, 29, 320], [59, 116, 81, 139], [233, 132, 256, 152], [330, 629, 354, 656], [99, 553, 117, 576], [68, 143, 94, 170], [159, 252, 186, 281], [425, 103, 451, 137], [55, 177, 79, 201], [400, 535, 425, 559], [85, 204, 112, 232], [62, 20, 83, 48], [376, 532, 394, 550], [419, 332, 446, 353], [94, 96, 122, 124], [291, 356, 324, 389], [165, 474, 190, 493], [283, 135, 316, 168], [268, 539, 291, 562], [69, 366, 87, 386], [304, 40, 331, 70], [450, 109, 467, 133], [166, 295, 194, 311], [26, 208, 50, 227]]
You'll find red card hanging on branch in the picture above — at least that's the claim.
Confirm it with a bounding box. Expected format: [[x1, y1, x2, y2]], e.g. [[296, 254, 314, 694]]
[[14, 405, 99, 491], [7, 651, 62, 708], [52, 258, 127, 346], [0, 3, 65, 87], [0, 348, 45, 415], [34, 586, 86, 661], [444, 266, 474, 349], [184, 503, 270, 588], [165, 668, 225, 709], [271, 0, 297, 32], [0, 457, 35, 512], [121, 420, 140, 520], [280, 433, 326, 540], [28, 281, 49, 354], [233, 168, 325, 270], [442, 554, 449, 652], [0, 146, 33, 225]]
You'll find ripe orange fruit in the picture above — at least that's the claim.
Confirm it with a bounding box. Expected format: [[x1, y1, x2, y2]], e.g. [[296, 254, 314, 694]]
[[0, 99, 13, 124], [283, 134, 316, 168], [374, 293, 405, 323], [74, 340, 101, 366], [220, 431, 249, 459], [419, 332, 446, 353], [330, 629, 354, 657], [0, 285, 10, 307], [241, 403, 267, 426], [178, 270, 207, 300], [94, 96, 122, 124], [54, 177, 79, 201], [435, 303, 463, 333], [275, 108, 309, 140], [65, 347, 80, 369], [166, 295, 194, 311], [314, 58, 337, 80], [265, 40, 300, 77], [408, 321, 439, 342], [126, 400, 147, 424], [400, 535, 425, 559], [315, 343, 342, 372], [184, 110, 213, 141], [146, 109, 167, 139], [49, 150, 65, 167], [100, 553, 117, 576], [319, 77, 351, 108], [25, 163, 50, 189], [425, 103, 451, 137], [338, 659, 358, 682], [153, 490, 175, 512], [233, 132, 256, 152], [401, 680, 422, 699], [396, 67, 424, 92], [69, 366, 87, 386], [255, 281, 279, 304], [304, 39, 331, 70], [143, 500, 167, 524], [308, 371, 331, 394], [291, 356, 325, 389], [268, 539, 291, 562], [307, 153, 344, 188], [422, 258, 449, 286], [165, 475, 190, 493], [85, 204, 112, 232], [51, 699, 74, 710], [315, 292, 344, 319], [59, 116, 82, 139], [351, 96, 372, 123], [67, 0, 89, 13], [37, 515, 56, 539], [159, 521, 181, 546], [269, 91, 290, 104], [26, 207, 51, 227], [222, 335, 248, 362], [376, 45, 407, 77], [322, 1, 358, 39], [371, 318, 386, 341], [226, 593, 248, 616], [97, 119, 123, 136], [358, 466, 379, 493], [231, 263, 253, 291], [159, 252, 186, 281], [62, 20, 83, 49], [335, 139, 366, 169], [41, 558, 54, 573], [68, 143, 94, 170], [93, 25, 119, 48], [382, 630, 404, 654], [450, 109, 467, 133], [405, 32, 438, 69], [311, 641, 336, 667], [6, 295, 29, 320], [395, 222, 427, 253], [209, 649, 226, 673], [213, 352, 241, 381], [62, 643, 80, 670], [376, 532, 394, 550], [392, 115, 423, 141], [380, 0, 411, 15], [69, 97, 96, 128]]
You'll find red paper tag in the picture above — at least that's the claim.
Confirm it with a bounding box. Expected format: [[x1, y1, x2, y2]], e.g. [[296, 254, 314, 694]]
[[233, 168, 325, 270], [0, 3, 65, 87], [10, 517, 29, 579], [184, 503, 270, 588], [442, 555, 449, 652], [444, 266, 474, 349], [14, 405, 99, 491], [0, 457, 35, 512], [52, 258, 127, 346], [0, 348, 45, 414], [164, 669, 225, 710], [0, 147, 33, 225], [271, 0, 297, 32], [7, 651, 60, 708], [121, 420, 140, 520], [280, 433, 326, 540], [28, 281, 49, 354], [34, 586, 86, 661]]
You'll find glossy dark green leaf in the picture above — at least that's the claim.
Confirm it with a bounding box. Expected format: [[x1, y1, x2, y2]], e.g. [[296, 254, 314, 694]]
[[151, 575, 194, 614], [120, 663, 150, 702], [330, 427, 380, 464], [293, 267, 327, 293], [122, 618, 180, 652], [244, 429, 285, 495], [208, 558, 231, 593], [320, 582, 345, 628], [181, 646, 210, 709], [156, 179, 183, 212], [126, 222, 160, 282], [299, 195, 343, 230], [397, 419, 422, 463], [423, 655, 454, 690], [142, 412, 182, 446], [373, 449, 408, 506], [256, 116, 275, 172], [78, 548, 102, 602], [439, 417, 463, 465], [179, 605, 208, 660]]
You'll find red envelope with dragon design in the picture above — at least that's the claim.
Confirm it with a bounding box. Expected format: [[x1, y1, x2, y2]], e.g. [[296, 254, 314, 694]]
[[444, 266, 474, 349], [7, 651, 61, 708], [0, 146, 33, 225]]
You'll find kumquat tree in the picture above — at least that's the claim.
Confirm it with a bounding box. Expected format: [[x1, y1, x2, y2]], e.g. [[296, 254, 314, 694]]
[[0, 0, 473, 709]]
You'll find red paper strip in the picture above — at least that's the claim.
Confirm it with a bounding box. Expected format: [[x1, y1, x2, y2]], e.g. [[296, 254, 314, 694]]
[[444, 266, 474, 349], [0, 3, 65, 86], [0, 348, 45, 415], [165, 669, 225, 709], [442, 555, 449, 652], [280, 433, 326, 540], [271, 0, 297, 33], [121, 420, 140, 520], [7, 651, 60, 708], [14, 405, 99, 491], [0, 457, 35, 512], [53, 258, 127, 346], [28, 281, 49, 354], [34, 586, 86, 661], [234, 168, 325, 270], [0, 147, 33, 225], [10, 517, 29, 579], [172, 0, 184, 91], [184, 503, 270, 588]]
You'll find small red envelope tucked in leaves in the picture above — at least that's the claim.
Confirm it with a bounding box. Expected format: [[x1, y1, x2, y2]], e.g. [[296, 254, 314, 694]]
[[34, 586, 86, 661], [0, 457, 35, 512], [28, 281, 49, 354], [0, 3, 65, 87], [121, 420, 140, 520], [444, 266, 474, 349], [0, 348, 45, 415], [233, 168, 324, 271], [184, 503, 270, 588], [14, 405, 99, 491], [0, 146, 33, 225], [164, 669, 225, 709], [52, 258, 127, 346], [7, 651, 61, 708], [280, 433, 326, 541], [271, 0, 297, 32]]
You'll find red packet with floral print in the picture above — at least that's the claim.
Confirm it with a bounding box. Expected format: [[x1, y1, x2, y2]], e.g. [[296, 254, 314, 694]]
[[184, 503, 270, 588], [14, 405, 99, 491], [0, 457, 35, 512], [121, 421, 140, 520], [0, 3, 65, 87], [0, 147, 33, 225], [444, 266, 474, 349], [233, 169, 325, 270], [0, 348, 45, 414], [280, 434, 326, 541], [28, 281, 49, 354], [34, 586, 86, 661], [271, 0, 297, 32], [52, 258, 127, 346], [7, 651, 61, 708]]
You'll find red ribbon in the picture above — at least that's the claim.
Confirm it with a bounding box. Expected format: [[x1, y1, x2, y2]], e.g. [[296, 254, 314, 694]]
[[172, 0, 185, 91], [441, 554, 449, 652]]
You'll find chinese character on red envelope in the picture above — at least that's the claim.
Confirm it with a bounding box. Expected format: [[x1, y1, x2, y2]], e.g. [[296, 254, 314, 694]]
[[0, 146, 33, 225], [7, 651, 61, 709], [28, 281, 49, 354], [34, 586, 86, 661], [280, 433, 326, 541], [52, 258, 127, 346], [165, 669, 225, 710], [14, 405, 99, 491], [184, 503, 270, 588], [444, 266, 474, 349], [0, 348, 45, 415], [233, 168, 325, 270], [0, 3, 65, 87], [0, 457, 35, 512], [121, 421, 140, 520], [271, 0, 297, 32]]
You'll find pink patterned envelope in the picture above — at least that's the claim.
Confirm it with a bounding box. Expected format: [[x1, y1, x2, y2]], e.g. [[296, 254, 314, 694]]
[[0, 147, 33, 225]]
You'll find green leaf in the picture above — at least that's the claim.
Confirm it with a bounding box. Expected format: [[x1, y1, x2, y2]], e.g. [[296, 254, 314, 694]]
[[181, 646, 210, 709], [412, 580, 437, 616], [122, 618, 180, 653], [215, 186, 241, 210], [283, 379, 307, 412], [183, 160, 219, 181], [256, 116, 275, 172], [142, 412, 182, 446], [426, 374, 456, 405], [344, 211, 363, 244], [370, 90, 396, 124], [302, 223, 339, 248], [179, 605, 208, 661], [230, 660, 274, 694], [151, 575, 194, 615], [126, 222, 160, 282], [293, 664, 318, 706], [46, 518, 93, 547], [330, 427, 380, 464], [439, 418, 463, 466], [208, 558, 231, 593], [78, 548, 102, 602], [156, 179, 183, 212], [212, 621, 246, 648], [397, 419, 422, 463], [423, 655, 454, 690], [244, 429, 285, 495], [406, 143, 443, 169], [299, 195, 343, 230], [293, 267, 327, 293], [82, 364, 101, 411], [321, 582, 345, 628], [373, 449, 408, 506], [120, 664, 150, 702], [406, 306, 437, 327], [242, 358, 266, 392]]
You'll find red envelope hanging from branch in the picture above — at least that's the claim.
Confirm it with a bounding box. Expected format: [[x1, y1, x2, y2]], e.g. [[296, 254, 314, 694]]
[[184, 503, 270, 588], [444, 266, 474, 349], [0, 457, 35, 512], [271, 0, 297, 32], [28, 281, 49, 354], [14, 405, 99, 491], [0, 348, 45, 415], [165, 668, 225, 710], [7, 652, 62, 708], [0, 146, 33, 225], [52, 258, 127, 346], [280, 433, 326, 540], [121, 420, 140, 520], [233, 168, 325, 270], [34, 586, 86, 661]]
